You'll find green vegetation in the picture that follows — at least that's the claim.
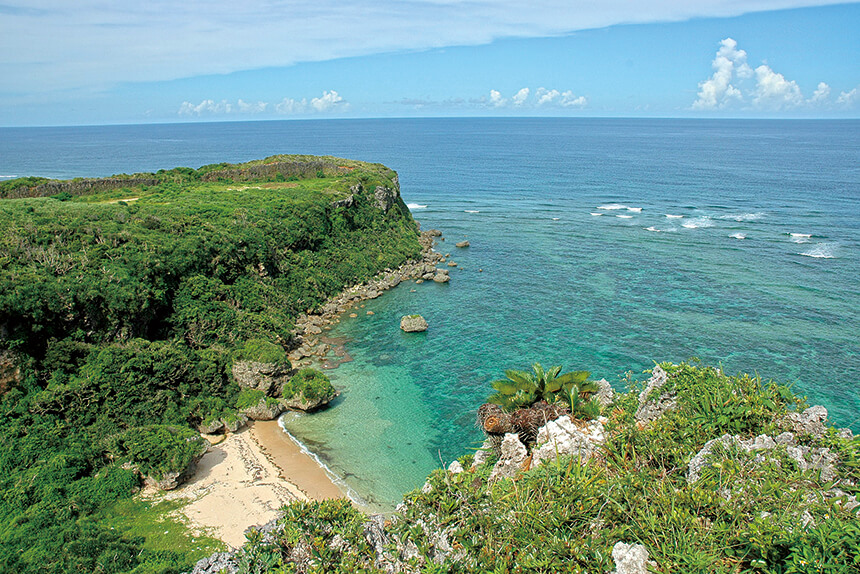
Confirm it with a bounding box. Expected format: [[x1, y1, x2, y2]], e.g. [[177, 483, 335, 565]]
[[227, 362, 860, 573], [0, 156, 420, 573], [488, 362, 600, 418], [282, 368, 337, 403]]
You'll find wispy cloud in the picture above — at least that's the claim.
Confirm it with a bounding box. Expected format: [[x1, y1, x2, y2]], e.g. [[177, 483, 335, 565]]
[[1, 1, 850, 93], [692, 38, 855, 112], [179, 91, 347, 116], [400, 87, 585, 110]]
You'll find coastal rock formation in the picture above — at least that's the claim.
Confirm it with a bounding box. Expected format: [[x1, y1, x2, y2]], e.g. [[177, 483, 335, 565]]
[[611, 542, 654, 574], [634, 365, 676, 425], [283, 391, 337, 412], [190, 553, 239, 574], [432, 273, 449, 283], [455, 240, 470, 248], [489, 433, 528, 482], [400, 315, 428, 333], [197, 418, 225, 434], [231, 361, 289, 395], [593, 378, 615, 408], [532, 415, 607, 467], [779, 405, 831, 438], [239, 396, 286, 421]]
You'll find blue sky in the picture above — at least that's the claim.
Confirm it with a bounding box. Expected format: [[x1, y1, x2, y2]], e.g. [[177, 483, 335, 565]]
[[0, 1, 857, 126]]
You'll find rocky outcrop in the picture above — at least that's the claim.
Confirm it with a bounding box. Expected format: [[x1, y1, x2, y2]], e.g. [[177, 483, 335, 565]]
[[455, 240, 470, 248], [0, 349, 22, 394], [779, 405, 830, 439], [593, 378, 615, 408], [239, 396, 285, 421], [231, 361, 289, 395], [532, 415, 608, 467], [489, 433, 528, 482], [283, 391, 337, 412], [611, 542, 654, 574], [400, 315, 428, 333], [143, 438, 208, 490], [634, 365, 676, 425], [374, 184, 399, 212]]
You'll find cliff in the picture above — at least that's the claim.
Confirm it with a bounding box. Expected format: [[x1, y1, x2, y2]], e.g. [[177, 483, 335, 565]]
[[0, 156, 421, 573]]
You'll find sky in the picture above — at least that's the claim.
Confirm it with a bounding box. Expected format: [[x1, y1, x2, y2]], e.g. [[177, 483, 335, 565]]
[[0, 1, 858, 126]]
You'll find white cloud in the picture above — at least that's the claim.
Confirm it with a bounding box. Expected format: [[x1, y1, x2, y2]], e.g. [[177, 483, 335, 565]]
[[489, 89, 505, 107], [535, 88, 587, 108], [179, 91, 346, 116], [1, 1, 850, 94], [310, 90, 346, 112], [809, 82, 831, 104], [753, 64, 803, 109], [511, 88, 530, 106], [692, 38, 751, 110], [692, 38, 853, 112], [837, 88, 858, 106]]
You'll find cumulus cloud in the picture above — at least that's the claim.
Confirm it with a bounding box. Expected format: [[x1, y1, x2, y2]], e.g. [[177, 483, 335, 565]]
[[179, 91, 347, 116], [692, 38, 853, 112], [536, 87, 587, 107], [692, 38, 751, 110], [753, 64, 803, 109], [511, 88, 530, 106], [485, 87, 587, 109], [837, 88, 858, 106]]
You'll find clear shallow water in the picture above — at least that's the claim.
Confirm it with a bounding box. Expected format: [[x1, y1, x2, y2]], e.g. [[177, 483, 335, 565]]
[[2, 118, 858, 509]]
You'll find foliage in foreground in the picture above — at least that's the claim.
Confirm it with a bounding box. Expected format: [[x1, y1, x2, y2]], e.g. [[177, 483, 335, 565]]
[[0, 156, 420, 573], [230, 363, 860, 573]]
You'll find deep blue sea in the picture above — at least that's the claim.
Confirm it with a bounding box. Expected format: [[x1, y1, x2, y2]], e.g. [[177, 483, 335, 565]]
[[2, 118, 858, 509]]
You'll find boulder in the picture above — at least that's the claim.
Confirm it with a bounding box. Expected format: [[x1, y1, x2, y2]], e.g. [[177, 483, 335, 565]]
[[432, 274, 450, 283], [611, 542, 654, 574], [400, 315, 428, 332], [532, 415, 607, 467], [197, 418, 225, 434], [240, 397, 286, 421], [634, 365, 676, 425], [489, 433, 527, 482], [284, 392, 337, 412], [593, 378, 615, 408], [231, 361, 288, 395], [455, 240, 470, 248], [222, 413, 248, 433]]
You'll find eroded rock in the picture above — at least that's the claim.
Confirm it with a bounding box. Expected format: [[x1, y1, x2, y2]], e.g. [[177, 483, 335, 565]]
[[400, 315, 428, 333], [531, 415, 607, 467], [489, 433, 527, 482]]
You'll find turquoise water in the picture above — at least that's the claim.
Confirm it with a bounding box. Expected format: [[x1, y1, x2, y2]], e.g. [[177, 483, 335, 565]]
[[2, 118, 858, 509]]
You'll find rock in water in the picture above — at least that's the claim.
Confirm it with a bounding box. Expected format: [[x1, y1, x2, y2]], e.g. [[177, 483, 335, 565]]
[[455, 240, 470, 248], [400, 314, 428, 332]]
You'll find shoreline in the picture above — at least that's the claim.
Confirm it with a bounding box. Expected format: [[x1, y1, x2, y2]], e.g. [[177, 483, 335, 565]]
[[159, 422, 346, 549]]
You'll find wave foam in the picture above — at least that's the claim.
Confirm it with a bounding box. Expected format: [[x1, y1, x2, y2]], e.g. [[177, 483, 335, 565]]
[[406, 203, 427, 209], [645, 226, 660, 232], [800, 243, 837, 259], [551, 217, 560, 221], [721, 212, 765, 222], [616, 214, 633, 219], [591, 212, 604, 216], [626, 207, 643, 213], [665, 214, 683, 219], [464, 210, 480, 213], [681, 217, 714, 229], [597, 203, 628, 210], [730, 233, 746, 240], [790, 233, 812, 243], [0, 175, 17, 179]]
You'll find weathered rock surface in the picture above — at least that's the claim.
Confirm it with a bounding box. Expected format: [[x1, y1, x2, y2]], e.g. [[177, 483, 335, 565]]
[[400, 315, 428, 333], [489, 433, 528, 482], [0, 349, 22, 394], [239, 397, 285, 421], [634, 365, 676, 425], [779, 405, 829, 438], [190, 552, 239, 574], [222, 414, 249, 433], [283, 391, 337, 412], [455, 240, 470, 248], [197, 418, 225, 434], [593, 378, 615, 408], [231, 361, 288, 395], [611, 542, 654, 574], [532, 415, 607, 467], [432, 273, 449, 283]]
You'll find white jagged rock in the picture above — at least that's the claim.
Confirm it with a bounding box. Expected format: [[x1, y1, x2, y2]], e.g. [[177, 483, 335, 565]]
[[611, 542, 654, 574], [634, 364, 677, 424], [448, 460, 464, 474], [489, 433, 527, 482], [532, 415, 607, 467]]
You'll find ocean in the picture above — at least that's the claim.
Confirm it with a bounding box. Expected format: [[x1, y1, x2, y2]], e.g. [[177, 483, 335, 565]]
[[2, 118, 858, 509]]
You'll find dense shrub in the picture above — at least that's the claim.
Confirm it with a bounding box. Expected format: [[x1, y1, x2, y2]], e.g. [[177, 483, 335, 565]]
[[282, 368, 337, 403]]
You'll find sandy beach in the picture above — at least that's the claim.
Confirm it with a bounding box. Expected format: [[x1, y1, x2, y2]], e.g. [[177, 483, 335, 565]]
[[158, 421, 346, 548]]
